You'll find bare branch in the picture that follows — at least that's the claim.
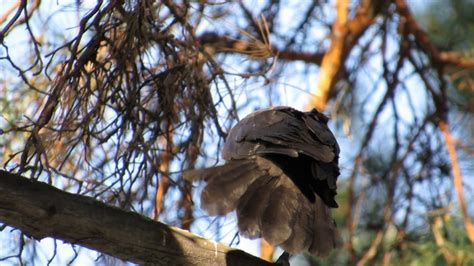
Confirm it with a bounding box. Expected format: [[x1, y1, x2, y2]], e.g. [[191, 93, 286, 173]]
[[439, 120, 474, 244], [0, 170, 275, 266], [308, 0, 384, 110], [431, 216, 455, 264], [0, 0, 21, 25], [260, 239, 275, 262], [310, 0, 349, 111]]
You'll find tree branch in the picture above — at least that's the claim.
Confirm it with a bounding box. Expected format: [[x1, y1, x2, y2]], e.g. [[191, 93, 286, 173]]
[[309, 0, 384, 111], [0, 0, 22, 25], [310, 0, 349, 111], [198, 32, 324, 65], [431, 216, 455, 264], [0, 170, 275, 265], [394, 0, 474, 69], [260, 239, 275, 262], [438, 121, 474, 244]]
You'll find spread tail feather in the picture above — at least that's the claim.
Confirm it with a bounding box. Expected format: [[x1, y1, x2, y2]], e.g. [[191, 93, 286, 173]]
[[237, 174, 342, 257], [234, 172, 342, 257], [183, 160, 266, 216], [308, 197, 343, 256], [185, 159, 341, 256]]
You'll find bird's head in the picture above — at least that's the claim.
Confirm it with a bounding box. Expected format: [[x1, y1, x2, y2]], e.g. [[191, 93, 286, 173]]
[[309, 108, 329, 124]]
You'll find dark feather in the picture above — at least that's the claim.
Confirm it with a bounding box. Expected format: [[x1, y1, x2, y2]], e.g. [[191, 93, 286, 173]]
[[185, 106, 342, 257], [260, 178, 300, 246], [279, 192, 313, 253], [194, 160, 264, 215], [236, 175, 276, 239], [308, 196, 342, 256]]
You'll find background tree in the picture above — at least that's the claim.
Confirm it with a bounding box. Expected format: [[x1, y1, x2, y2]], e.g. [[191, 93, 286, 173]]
[[0, 0, 473, 265]]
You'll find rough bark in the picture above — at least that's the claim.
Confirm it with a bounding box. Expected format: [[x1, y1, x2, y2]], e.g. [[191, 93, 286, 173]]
[[0, 170, 275, 266]]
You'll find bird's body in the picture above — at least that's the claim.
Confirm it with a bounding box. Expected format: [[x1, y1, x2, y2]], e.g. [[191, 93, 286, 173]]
[[185, 106, 341, 256]]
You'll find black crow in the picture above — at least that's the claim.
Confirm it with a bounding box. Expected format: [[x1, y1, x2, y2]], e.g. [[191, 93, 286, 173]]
[[184, 106, 341, 257]]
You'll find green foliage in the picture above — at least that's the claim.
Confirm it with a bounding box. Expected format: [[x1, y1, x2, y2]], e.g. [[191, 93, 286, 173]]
[[419, 0, 474, 51], [397, 216, 474, 266], [417, 0, 474, 114]]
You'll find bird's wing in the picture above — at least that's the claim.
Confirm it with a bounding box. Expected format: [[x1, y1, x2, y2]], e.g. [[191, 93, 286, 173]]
[[222, 107, 338, 163], [221, 106, 340, 207]]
